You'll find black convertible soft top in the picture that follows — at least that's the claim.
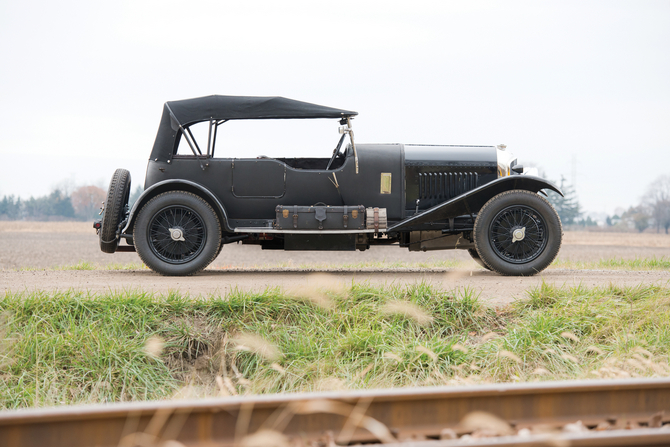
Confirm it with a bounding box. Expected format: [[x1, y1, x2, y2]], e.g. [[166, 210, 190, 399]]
[[150, 95, 357, 161], [167, 95, 357, 125]]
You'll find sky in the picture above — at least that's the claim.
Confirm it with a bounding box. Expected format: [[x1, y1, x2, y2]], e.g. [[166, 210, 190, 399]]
[[0, 0, 668, 216]]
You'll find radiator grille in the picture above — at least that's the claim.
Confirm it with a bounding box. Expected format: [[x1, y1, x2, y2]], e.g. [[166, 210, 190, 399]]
[[418, 172, 479, 200]]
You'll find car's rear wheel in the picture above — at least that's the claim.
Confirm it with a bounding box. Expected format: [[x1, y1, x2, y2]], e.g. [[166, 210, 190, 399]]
[[473, 190, 562, 276], [134, 191, 221, 276], [100, 169, 131, 253], [467, 248, 491, 270]]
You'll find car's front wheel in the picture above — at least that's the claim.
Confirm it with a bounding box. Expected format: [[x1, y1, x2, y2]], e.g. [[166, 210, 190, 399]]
[[134, 191, 221, 276], [467, 248, 491, 271], [473, 190, 562, 276]]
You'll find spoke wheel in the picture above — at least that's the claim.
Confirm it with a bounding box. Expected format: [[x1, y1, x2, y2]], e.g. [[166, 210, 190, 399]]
[[148, 205, 207, 264], [134, 191, 221, 276], [473, 190, 562, 276], [489, 205, 547, 264]]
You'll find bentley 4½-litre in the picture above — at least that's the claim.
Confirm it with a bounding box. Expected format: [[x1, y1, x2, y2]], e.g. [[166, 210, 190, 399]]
[[95, 95, 563, 276]]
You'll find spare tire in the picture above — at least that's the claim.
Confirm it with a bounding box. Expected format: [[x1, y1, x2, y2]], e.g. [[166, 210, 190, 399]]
[[100, 169, 131, 253]]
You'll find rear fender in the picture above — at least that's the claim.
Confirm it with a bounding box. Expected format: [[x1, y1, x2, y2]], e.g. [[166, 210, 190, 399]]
[[122, 180, 233, 234], [389, 175, 562, 232]]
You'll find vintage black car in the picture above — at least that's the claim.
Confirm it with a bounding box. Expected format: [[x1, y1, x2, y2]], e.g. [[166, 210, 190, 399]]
[[96, 95, 563, 276]]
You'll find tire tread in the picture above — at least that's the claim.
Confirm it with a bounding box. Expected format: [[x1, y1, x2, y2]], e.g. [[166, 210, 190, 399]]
[[473, 190, 563, 276], [134, 191, 221, 276], [468, 248, 491, 270], [100, 169, 131, 253]]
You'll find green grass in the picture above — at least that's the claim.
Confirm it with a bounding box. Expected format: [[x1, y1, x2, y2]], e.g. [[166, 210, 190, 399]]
[[1, 282, 669, 409], [54, 261, 97, 270], [18, 262, 148, 272], [12, 256, 670, 272], [551, 256, 670, 271], [102, 262, 148, 271]]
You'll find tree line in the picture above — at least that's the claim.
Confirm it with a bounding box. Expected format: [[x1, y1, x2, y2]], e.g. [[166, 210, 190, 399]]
[[547, 174, 670, 233], [0, 185, 143, 221], [621, 175, 670, 233], [2, 175, 669, 233]]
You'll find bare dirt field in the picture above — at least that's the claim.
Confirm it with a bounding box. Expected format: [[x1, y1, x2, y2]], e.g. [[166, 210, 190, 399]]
[[1, 222, 669, 304]]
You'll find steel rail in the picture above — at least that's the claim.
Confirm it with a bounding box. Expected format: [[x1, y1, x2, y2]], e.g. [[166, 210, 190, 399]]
[[1, 378, 669, 447]]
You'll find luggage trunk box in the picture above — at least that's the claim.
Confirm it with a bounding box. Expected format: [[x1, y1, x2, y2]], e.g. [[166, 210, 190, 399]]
[[275, 205, 366, 230], [366, 207, 388, 231]]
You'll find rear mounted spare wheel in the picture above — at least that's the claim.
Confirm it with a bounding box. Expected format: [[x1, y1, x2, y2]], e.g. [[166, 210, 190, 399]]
[[473, 190, 562, 276], [133, 191, 221, 276], [99, 169, 131, 253]]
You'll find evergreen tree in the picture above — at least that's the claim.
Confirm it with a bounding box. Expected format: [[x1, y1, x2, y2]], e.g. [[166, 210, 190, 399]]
[[23, 196, 49, 220], [547, 176, 581, 225], [0, 195, 21, 220], [577, 215, 598, 227], [50, 189, 75, 218], [23, 189, 74, 220]]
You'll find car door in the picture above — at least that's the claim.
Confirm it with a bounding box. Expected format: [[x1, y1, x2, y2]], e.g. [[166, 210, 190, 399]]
[[231, 159, 286, 198]]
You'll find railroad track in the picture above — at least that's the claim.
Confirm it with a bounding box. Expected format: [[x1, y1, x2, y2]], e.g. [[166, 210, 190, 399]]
[[1, 378, 670, 446]]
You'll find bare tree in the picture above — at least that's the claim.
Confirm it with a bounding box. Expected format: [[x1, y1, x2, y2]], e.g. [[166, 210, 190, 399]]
[[51, 175, 77, 196], [71, 185, 106, 220], [623, 205, 651, 233], [643, 175, 670, 234]]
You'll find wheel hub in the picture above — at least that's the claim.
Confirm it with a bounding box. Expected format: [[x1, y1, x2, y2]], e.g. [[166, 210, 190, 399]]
[[147, 204, 207, 265], [512, 227, 526, 243], [169, 228, 186, 242], [488, 205, 547, 264]]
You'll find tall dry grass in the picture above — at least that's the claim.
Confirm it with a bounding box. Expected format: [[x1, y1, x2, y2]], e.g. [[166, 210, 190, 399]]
[[1, 281, 669, 409]]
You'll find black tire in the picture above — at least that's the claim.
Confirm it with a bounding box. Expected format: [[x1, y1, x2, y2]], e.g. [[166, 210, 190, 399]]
[[99, 169, 131, 253], [468, 248, 491, 270], [473, 190, 562, 276], [134, 191, 221, 276]]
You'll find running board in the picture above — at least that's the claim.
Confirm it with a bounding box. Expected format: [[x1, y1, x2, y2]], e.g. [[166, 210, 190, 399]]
[[233, 227, 387, 234]]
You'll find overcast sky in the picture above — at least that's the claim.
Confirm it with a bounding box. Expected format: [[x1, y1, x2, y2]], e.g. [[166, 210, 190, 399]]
[[1, 0, 668, 215]]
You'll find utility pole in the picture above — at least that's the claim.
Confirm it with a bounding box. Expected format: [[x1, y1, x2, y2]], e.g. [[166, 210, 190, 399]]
[[571, 154, 577, 190]]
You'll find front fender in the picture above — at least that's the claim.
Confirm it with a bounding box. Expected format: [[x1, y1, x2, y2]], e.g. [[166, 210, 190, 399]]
[[122, 180, 233, 234], [389, 175, 562, 232]]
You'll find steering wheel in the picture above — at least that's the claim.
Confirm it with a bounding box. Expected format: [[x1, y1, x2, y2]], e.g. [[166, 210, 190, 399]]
[[326, 134, 347, 170]]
